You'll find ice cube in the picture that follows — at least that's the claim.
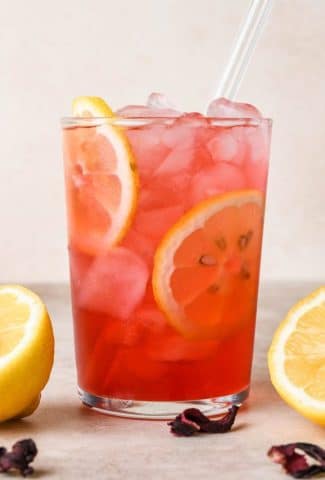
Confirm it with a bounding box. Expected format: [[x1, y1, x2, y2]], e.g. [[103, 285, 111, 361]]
[[121, 227, 156, 266], [188, 168, 223, 207], [207, 129, 245, 166], [126, 124, 169, 180], [133, 204, 185, 242], [188, 163, 246, 207], [146, 147, 195, 209], [79, 247, 149, 319], [162, 121, 196, 149], [244, 124, 270, 190], [129, 306, 218, 362], [139, 167, 191, 211], [246, 124, 270, 163], [207, 97, 262, 118], [147, 92, 182, 117], [147, 92, 176, 110], [116, 93, 181, 118], [210, 162, 246, 189], [155, 147, 195, 176], [116, 105, 155, 117]]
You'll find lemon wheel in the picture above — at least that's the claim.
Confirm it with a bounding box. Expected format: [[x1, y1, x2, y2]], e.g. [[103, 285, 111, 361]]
[[153, 190, 264, 340]]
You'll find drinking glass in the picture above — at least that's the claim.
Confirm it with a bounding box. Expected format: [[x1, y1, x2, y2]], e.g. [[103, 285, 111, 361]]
[[62, 113, 271, 418]]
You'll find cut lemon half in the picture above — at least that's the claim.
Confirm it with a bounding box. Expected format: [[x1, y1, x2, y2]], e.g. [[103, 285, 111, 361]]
[[153, 190, 264, 340], [64, 96, 138, 255], [72, 96, 113, 117], [0, 285, 54, 422], [268, 287, 325, 426]]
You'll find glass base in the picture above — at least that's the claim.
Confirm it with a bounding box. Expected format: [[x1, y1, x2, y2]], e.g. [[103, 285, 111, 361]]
[[78, 387, 249, 420]]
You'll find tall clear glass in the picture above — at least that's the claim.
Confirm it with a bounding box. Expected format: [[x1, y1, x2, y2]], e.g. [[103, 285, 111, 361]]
[[62, 114, 271, 418]]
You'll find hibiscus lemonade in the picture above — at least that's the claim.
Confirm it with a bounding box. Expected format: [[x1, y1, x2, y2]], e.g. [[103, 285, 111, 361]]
[[62, 96, 271, 417]]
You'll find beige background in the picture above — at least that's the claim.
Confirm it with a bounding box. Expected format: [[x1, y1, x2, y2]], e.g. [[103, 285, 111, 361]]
[[1, 0, 324, 283]]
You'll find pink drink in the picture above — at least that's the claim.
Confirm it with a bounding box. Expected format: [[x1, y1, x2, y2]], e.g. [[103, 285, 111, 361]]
[[63, 99, 271, 417]]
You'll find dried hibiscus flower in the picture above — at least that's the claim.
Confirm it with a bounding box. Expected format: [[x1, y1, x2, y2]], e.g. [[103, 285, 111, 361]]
[[0, 439, 37, 477], [268, 442, 325, 478], [168, 405, 239, 436]]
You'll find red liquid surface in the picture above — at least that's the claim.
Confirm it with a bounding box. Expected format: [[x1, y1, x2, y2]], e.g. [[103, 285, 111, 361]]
[[63, 114, 270, 401]]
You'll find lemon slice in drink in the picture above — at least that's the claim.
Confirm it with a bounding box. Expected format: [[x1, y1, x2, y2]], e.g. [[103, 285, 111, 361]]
[[72, 96, 114, 117], [268, 287, 325, 426], [64, 96, 138, 255], [153, 190, 264, 340], [0, 285, 54, 422]]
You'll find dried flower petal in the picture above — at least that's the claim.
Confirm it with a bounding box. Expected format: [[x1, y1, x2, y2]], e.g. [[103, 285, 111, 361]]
[[168, 405, 239, 436], [268, 442, 325, 478], [0, 439, 37, 477], [168, 415, 200, 436], [199, 405, 239, 433]]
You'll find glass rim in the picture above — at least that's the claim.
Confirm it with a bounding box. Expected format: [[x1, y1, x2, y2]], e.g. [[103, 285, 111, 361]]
[[61, 115, 272, 128]]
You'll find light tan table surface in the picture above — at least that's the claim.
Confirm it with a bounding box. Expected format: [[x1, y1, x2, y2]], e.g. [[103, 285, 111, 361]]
[[1, 282, 324, 479]]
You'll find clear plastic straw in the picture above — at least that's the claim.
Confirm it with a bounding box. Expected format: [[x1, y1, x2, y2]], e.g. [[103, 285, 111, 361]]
[[215, 0, 273, 100]]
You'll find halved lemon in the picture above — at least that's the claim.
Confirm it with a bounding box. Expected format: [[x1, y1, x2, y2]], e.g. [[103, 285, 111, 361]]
[[153, 190, 264, 340], [0, 285, 54, 422], [64, 96, 138, 255], [268, 287, 325, 426]]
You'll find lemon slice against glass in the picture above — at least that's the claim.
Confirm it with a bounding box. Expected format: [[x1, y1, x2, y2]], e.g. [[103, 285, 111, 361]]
[[72, 96, 113, 117], [153, 190, 264, 340], [65, 96, 138, 255]]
